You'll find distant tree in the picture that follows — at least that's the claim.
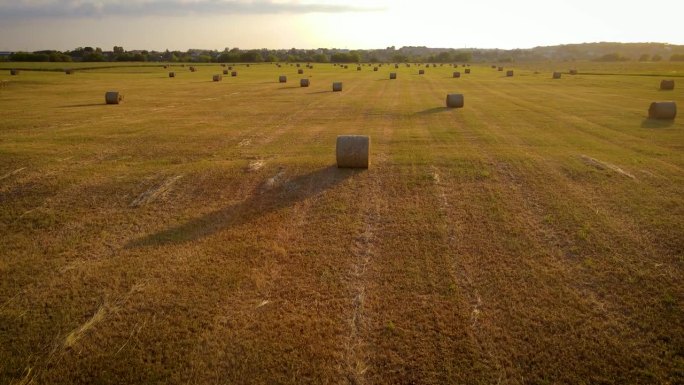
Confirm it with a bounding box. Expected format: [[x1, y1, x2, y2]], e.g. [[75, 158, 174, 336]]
[[453, 51, 472, 62], [594, 52, 629, 62], [436, 51, 451, 63], [265, 54, 278, 62], [670, 54, 684, 61], [313, 53, 329, 63], [392, 54, 409, 63], [113, 46, 124, 54], [638, 54, 650, 62]]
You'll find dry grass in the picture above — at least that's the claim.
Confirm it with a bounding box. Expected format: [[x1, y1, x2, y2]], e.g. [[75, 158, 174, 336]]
[[0, 61, 683, 384]]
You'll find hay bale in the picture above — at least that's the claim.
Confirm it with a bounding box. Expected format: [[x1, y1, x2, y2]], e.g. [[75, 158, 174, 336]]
[[297, 63, 301, 67], [105, 91, 122, 105], [213, 74, 222, 82], [298, 69, 304, 74], [65, 69, 74, 75], [395, 64, 399, 69], [491, 65, 496, 69], [336, 135, 370, 168], [223, 70, 229, 75], [332, 82, 343, 92], [453, 72, 461, 78], [189, 66, 196, 72], [648, 101, 677, 119], [231, 71, 237, 77], [660, 80, 675, 90], [506, 70, 514, 77], [498, 67, 503, 71], [390, 72, 397, 79], [465, 69, 471, 74], [419, 69, 425, 75], [228, 66, 233, 70], [553, 72, 561, 79], [446, 94, 464, 108], [279, 75, 287, 83], [569, 69, 578, 75], [10, 69, 19, 76], [357, 66, 362, 71], [169, 72, 175, 78], [300, 79, 310, 87], [374, 67, 379, 72]]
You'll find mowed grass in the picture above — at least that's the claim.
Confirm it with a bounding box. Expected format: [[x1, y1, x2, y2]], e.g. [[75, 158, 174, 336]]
[[0, 61, 683, 384]]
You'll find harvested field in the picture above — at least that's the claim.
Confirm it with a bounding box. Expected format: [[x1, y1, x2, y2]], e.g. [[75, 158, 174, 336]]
[[0, 61, 683, 385]]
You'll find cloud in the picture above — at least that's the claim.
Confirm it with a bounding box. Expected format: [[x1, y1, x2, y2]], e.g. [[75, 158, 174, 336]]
[[0, 0, 385, 19]]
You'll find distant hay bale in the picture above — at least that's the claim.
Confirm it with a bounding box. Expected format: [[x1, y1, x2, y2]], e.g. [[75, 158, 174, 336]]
[[10, 69, 19, 75], [498, 67, 503, 71], [300, 79, 310, 87], [446, 94, 464, 108], [419, 69, 425, 75], [491, 65, 496, 69], [231, 71, 237, 77], [465, 69, 471, 74], [169, 72, 175, 78], [189, 66, 196, 72], [298, 69, 304, 74], [569, 69, 578, 75], [332, 82, 343, 92], [65, 69, 74, 75], [553, 72, 561, 79], [390, 72, 397, 79], [453, 72, 461, 78], [374, 67, 379, 71], [223, 69, 229, 75], [648, 101, 677, 119], [279, 75, 287, 83], [357, 66, 362, 71], [506, 70, 514, 77], [164, 65, 169, 69], [228, 66, 233, 70], [395, 64, 399, 69], [336, 135, 370, 168], [296, 64, 301, 67], [105, 91, 122, 105], [660, 80, 675, 90], [213, 74, 222, 82], [221, 64, 226, 67]]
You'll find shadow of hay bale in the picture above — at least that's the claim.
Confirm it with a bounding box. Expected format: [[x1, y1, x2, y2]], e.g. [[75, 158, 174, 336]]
[[126, 165, 360, 248], [640, 119, 676, 129]]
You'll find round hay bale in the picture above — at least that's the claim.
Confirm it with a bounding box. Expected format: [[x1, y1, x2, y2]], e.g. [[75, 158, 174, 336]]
[[105, 91, 122, 105], [189, 66, 196, 72], [569, 69, 578, 75], [228, 66, 233, 70], [164, 65, 169, 69], [453, 71, 461, 78], [446, 94, 464, 108], [300, 79, 310, 87], [223, 70, 229, 75], [491, 65, 496, 69], [506, 70, 514, 77], [395, 64, 399, 69], [336, 135, 370, 168], [390, 72, 397, 79], [65, 69, 74, 75], [465, 69, 471, 74], [498, 67, 504, 71], [357, 66, 362, 71], [169, 72, 175, 78], [419, 69, 425, 75], [553, 72, 562, 79], [332, 82, 343, 92], [298, 69, 304, 74], [660, 80, 675, 90], [231, 71, 237, 77], [296, 64, 301, 67], [213, 74, 222, 82], [648, 101, 677, 119], [374, 67, 379, 71], [10, 69, 19, 76], [279, 75, 287, 83]]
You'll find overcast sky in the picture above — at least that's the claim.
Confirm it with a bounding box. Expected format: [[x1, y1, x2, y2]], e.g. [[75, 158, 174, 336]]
[[0, 0, 682, 51]]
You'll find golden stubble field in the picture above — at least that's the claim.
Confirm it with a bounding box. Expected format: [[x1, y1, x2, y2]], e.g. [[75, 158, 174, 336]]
[[0, 61, 683, 384]]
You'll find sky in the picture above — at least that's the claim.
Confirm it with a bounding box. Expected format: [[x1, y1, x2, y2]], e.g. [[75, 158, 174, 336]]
[[0, 0, 682, 52]]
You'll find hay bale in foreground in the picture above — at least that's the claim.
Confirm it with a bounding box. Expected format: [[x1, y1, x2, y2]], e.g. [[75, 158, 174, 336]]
[[105, 91, 122, 105], [553, 72, 561, 79], [390, 72, 397, 79], [648, 101, 677, 119], [169, 72, 175, 78], [446, 94, 464, 108], [465, 69, 471, 74], [336, 135, 370, 168], [453, 72, 461, 78], [279, 75, 287, 83], [213, 74, 222, 82], [300, 79, 310, 87], [660, 80, 675, 90], [506, 70, 514, 77], [332, 82, 343, 92], [419, 69, 425, 75]]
